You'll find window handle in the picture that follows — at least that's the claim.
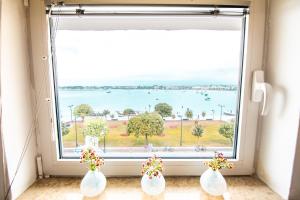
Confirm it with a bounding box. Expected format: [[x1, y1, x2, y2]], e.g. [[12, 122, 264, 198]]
[[45, 97, 56, 141], [251, 70, 273, 116]]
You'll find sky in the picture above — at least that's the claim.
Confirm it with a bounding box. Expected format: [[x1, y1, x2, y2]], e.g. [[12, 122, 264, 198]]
[[55, 29, 242, 86]]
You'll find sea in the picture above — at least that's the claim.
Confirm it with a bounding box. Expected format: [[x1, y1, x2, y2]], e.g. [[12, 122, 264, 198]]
[[57, 89, 238, 121]]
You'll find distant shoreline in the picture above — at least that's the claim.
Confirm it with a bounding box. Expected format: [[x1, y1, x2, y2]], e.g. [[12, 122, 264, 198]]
[[59, 85, 238, 91]]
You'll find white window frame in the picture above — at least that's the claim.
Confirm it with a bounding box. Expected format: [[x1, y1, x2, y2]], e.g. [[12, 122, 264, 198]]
[[29, 0, 266, 176]]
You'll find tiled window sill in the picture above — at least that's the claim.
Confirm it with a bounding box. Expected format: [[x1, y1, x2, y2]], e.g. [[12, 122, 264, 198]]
[[18, 176, 281, 200]]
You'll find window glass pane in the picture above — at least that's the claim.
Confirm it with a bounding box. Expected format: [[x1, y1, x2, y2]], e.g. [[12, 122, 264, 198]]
[[52, 15, 245, 158]]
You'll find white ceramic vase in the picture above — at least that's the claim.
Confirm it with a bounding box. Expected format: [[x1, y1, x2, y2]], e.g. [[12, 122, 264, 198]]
[[200, 168, 227, 196], [85, 135, 99, 148], [80, 170, 106, 197], [141, 172, 165, 196]]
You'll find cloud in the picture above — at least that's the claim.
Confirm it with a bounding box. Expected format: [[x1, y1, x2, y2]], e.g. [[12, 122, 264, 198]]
[[55, 29, 242, 86]]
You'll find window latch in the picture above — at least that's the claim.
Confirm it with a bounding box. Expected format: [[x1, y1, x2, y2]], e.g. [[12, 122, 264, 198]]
[[251, 70, 273, 116]]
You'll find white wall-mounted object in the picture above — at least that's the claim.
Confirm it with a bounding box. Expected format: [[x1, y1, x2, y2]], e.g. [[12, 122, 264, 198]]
[[252, 70, 272, 116], [36, 156, 43, 179]]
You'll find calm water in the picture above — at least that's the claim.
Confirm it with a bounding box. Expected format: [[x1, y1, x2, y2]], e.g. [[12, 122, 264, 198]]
[[58, 89, 238, 121]]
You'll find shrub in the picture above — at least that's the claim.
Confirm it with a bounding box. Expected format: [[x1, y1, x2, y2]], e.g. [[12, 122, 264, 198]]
[[84, 119, 108, 137], [219, 123, 234, 144], [192, 121, 204, 145], [185, 108, 193, 119]]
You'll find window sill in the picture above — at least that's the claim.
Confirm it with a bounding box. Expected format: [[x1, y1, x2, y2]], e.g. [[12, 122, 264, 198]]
[[18, 176, 281, 200]]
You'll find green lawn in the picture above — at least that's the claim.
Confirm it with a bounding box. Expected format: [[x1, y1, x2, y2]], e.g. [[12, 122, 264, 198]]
[[63, 120, 231, 148]]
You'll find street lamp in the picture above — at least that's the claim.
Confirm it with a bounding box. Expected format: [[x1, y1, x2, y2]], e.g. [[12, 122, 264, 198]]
[[180, 105, 184, 146], [101, 130, 106, 153], [218, 104, 225, 121], [68, 105, 74, 122], [211, 109, 215, 120], [74, 115, 78, 147], [68, 104, 78, 147]]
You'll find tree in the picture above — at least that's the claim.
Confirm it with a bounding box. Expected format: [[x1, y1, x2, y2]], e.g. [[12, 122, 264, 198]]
[[102, 109, 110, 119], [154, 103, 172, 118], [61, 122, 70, 136], [201, 111, 206, 119], [127, 112, 164, 145], [84, 119, 108, 137], [192, 121, 204, 145], [123, 108, 135, 119], [219, 123, 234, 144], [185, 108, 193, 119], [95, 112, 103, 117], [73, 104, 94, 121]]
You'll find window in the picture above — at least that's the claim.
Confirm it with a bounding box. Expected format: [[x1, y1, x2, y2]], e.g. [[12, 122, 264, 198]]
[[49, 6, 248, 159]]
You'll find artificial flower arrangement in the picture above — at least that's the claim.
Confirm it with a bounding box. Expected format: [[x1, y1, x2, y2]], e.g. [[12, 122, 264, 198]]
[[79, 147, 107, 197], [141, 155, 163, 179], [80, 147, 104, 171], [205, 152, 233, 171], [141, 155, 166, 195], [200, 152, 233, 196]]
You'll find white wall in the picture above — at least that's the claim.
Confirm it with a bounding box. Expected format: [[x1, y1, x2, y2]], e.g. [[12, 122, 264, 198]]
[[256, 0, 300, 199], [0, 0, 5, 198], [0, 0, 37, 199]]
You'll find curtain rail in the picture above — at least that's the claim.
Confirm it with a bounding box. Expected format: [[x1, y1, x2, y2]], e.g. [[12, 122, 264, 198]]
[[46, 5, 249, 16]]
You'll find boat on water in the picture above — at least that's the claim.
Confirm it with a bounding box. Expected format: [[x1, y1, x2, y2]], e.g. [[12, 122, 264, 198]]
[[223, 110, 236, 116], [106, 91, 111, 93]]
